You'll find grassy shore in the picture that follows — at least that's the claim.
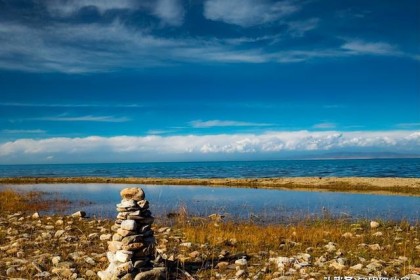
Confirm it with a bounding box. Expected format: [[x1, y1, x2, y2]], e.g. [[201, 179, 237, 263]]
[[0, 189, 419, 279], [1, 176, 420, 196]]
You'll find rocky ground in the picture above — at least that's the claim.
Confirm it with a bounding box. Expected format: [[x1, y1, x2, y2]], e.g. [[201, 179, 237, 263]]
[[1, 211, 420, 280]]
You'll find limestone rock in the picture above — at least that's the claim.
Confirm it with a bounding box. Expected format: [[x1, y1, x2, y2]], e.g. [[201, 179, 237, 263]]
[[370, 221, 380, 229], [71, 211, 86, 218], [121, 188, 145, 201]]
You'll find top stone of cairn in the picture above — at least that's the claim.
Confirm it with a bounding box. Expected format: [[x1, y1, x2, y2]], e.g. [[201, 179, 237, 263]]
[[120, 187, 145, 201]]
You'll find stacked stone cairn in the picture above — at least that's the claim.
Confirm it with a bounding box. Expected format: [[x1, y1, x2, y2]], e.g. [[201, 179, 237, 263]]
[[98, 187, 164, 280]]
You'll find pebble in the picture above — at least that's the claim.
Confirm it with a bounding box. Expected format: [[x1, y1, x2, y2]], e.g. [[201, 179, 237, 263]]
[[235, 258, 248, 267], [54, 230, 65, 238], [100, 234, 112, 241], [71, 211, 86, 218], [370, 221, 380, 229], [51, 256, 61, 266]]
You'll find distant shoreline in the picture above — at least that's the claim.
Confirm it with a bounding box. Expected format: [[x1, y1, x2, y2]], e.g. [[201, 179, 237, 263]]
[[1, 176, 419, 196]]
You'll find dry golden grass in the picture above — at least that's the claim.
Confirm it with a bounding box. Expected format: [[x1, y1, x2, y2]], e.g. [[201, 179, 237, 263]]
[[171, 216, 420, 269], [0, 188, 71, 213]]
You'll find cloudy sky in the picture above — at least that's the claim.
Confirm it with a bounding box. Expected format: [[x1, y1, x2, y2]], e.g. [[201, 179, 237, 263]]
[[0, 0, 419, 164]]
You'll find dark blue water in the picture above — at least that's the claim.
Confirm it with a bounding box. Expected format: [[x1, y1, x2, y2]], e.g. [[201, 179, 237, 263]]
[[0, 158, 419, 178], [1, 184, 419, 223]]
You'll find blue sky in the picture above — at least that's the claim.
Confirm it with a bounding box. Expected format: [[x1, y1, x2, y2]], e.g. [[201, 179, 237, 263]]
[[0, 0, 419, 164]]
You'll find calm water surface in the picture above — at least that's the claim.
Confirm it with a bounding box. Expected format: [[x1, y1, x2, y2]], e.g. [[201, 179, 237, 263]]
[[2, 184, 419, 223], [1, 158, 419, 178]]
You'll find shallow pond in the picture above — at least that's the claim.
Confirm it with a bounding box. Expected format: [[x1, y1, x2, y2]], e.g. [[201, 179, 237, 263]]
[[1, 184, 419, 223]]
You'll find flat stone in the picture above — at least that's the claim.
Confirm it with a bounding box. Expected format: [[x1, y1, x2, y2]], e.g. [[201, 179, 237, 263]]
[[71, 211, 86, 218], [116, 250, 133, 262], [122, 234, 144, 245], [117, 199, 137, 209], [54, 230, 65, 238], [116, 261, 134, 277], [100, 234, 112, 241], [235, 258, 247, 267], [350, 263, 363, 270], [121, 188, 145, 201], [108, 241, 123, 252], [85, 270, 96, 277], [134, 267, 165, 280], [121, 220, 138, 231], [117, 228, 136, 237], [113, 233, 123, 241], [122, 242, 145, 251]]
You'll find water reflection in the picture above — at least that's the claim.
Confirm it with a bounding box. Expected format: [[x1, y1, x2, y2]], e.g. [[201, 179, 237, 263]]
[[2, 184, 419, 223]]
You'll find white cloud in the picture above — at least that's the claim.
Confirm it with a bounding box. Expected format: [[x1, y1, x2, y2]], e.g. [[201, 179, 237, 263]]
[[1, 129, 46, 134], [341, 40, 399, 55], [46, 0, 139, 16], [0, 131, 418, 163], [32, 115, 130, 122], [0, 20, 417, 73], [287, 18, 319, 37], [313, 122, 336, 129], [190, 120, 272, 128], [204, 0, 299, 27], [0, 102, 143, 108], [153, 0, 185, 26]]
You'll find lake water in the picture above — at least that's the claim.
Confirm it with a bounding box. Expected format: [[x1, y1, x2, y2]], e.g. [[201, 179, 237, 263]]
[[1, 158, 419, 178], [2, 184, 419, 223]]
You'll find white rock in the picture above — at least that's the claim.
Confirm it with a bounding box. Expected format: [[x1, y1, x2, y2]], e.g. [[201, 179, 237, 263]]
[[115, 250, 133, 262], [85, 257, 96, 266], [32, 212, 40, 219], [100, 234, 112, 241], [350, 263, 363, 270], [324, 242, 336, 252], [71, 211, 86, 218], [235, 258, 248, 267], [329, 261, 345, 270], [117, 199, 136, 208], [370, 221, 380, 229], [121, 220, 137, 231], [52, 256, 61, 266], [180, 242, 192, 248], [55, 230, 65, 238]]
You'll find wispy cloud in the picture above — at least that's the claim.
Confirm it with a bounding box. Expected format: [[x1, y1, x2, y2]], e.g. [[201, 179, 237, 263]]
[[313, 122, 336, 129], [1, 131, 418, 163], [341, 40, 399, 56], [32, 115, 130, 123], [287, 18, 319, 37], [1, 129, 46, 134], [203, 0, 299, 27], [0, 15, 417, 73], [0, 102, 142, 108], [190, 120, 272, 128], [46, 0, 139, 16]]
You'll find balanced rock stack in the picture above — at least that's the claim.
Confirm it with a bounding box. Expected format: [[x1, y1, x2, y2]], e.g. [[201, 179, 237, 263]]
[[98, 187, 164, 280]]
